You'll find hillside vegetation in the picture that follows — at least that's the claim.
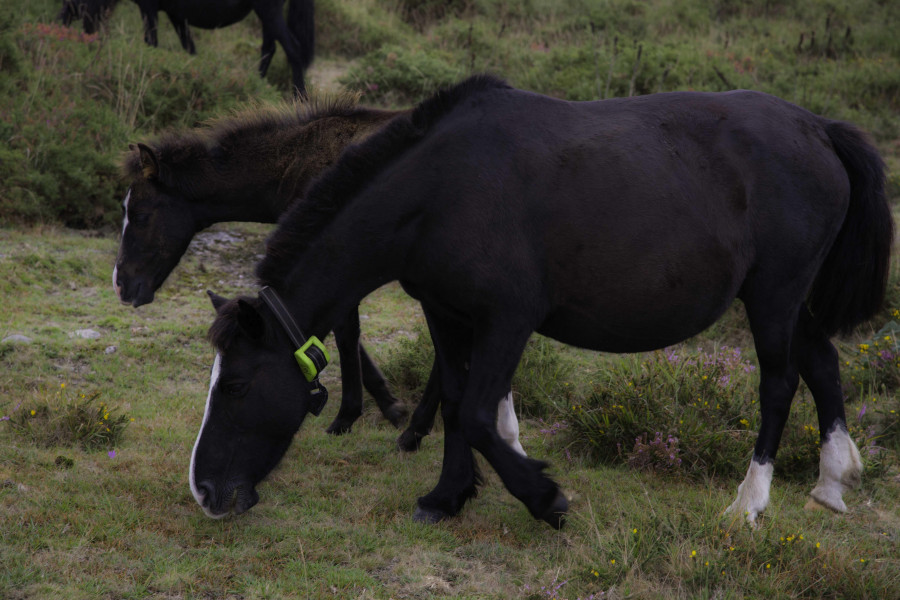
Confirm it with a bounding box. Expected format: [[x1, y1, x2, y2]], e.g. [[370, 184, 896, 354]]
[[1, 0, 898, 227]]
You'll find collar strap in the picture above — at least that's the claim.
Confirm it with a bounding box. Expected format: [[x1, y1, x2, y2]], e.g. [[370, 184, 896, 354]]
[[258, 286, 330, 415]]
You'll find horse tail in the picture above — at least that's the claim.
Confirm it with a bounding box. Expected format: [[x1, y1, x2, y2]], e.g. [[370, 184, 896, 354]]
[[807, 121, 894, 336], [287, 0, 315, 71]]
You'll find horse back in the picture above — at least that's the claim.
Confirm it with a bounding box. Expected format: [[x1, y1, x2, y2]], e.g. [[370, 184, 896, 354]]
[[357, 87, 851, 350]]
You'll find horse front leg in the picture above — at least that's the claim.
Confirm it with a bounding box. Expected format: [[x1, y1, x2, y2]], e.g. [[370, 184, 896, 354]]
[[412, 309, 480, 523], [458, 322, 565, 528], [326, 310, 366, 434]]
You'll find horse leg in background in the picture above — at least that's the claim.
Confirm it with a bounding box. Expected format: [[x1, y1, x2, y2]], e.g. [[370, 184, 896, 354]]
[[135, 0, 160, 46], [794, 309, 862, 512], [396, 363, 526, 456], [167, 15, 196, 54], [326, 310, 367, 434], [358, 345, 407, 428], [726, 302, 801, 524], [258, 29, 277, 78], [413, 309, 481, 523], [397, 365, 441, 452], [252, 0, 315, 95]]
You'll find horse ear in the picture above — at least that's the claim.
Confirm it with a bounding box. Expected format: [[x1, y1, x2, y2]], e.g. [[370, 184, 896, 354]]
[[236, 299, 265, 339], [137, 143, 163, 181], [207, 290, 229, 312]]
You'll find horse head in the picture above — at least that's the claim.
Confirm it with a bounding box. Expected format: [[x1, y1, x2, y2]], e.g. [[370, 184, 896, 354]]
[[114, 143, 196, 307], [190, 290, 327, 518]]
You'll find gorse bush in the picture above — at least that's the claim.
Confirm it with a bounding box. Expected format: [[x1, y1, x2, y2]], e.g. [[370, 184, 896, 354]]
[[567, 346, 760, 479], [1, 383, 131, 450]]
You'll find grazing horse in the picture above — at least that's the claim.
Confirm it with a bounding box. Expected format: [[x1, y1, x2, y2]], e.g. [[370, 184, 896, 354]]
[[113, 97, 524, 449], [59, 0, 314, 94], [190, 76, 892, 527]]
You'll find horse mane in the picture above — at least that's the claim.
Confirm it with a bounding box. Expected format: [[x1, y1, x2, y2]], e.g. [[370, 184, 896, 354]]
[[207, 295, 279, 352], [120, 90, 367, 192], [256, 74, 511, 287]]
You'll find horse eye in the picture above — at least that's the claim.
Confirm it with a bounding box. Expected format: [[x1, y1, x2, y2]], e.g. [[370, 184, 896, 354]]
[[221, 381, 249, 397]]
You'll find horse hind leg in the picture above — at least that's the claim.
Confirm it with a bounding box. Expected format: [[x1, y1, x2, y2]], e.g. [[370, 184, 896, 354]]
[[725, 304, 800, 524], [794, 309, 862, 512]]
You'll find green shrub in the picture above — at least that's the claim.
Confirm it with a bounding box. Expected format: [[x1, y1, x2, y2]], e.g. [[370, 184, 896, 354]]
[[340, 44, 464, 105]]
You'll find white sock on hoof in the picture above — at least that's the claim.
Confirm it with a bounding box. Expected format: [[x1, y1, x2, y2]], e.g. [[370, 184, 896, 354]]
[[725, 459, 773, 524], [496, 392, 526, 457], [809, 425, 862, 513]]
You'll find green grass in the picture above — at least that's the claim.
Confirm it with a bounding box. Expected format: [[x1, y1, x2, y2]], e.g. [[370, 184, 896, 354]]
[[2, 0, 900, 597], [2, 225, 899, 599]]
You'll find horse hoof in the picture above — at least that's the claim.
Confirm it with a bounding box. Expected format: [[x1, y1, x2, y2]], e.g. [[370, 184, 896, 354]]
[[413, 505, 448, 525], [385, 404, 409, 429], [397, 429, 424, 452], [539, 490, 568, 530], [326, 420, 353, 435]]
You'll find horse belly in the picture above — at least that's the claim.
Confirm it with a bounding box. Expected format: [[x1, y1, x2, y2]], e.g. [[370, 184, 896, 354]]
[[169, 0, 253, 28]]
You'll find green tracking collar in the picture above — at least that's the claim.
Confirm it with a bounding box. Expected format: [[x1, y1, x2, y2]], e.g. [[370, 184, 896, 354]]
[[258, 286, 330, 415]]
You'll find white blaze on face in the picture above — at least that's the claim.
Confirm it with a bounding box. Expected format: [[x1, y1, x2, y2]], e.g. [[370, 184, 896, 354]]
[[496, 392, 526, 457], [189, 353, 227, 519], [725, 459, 774, 525], [809, 425, 862, 512], [112, 187, 131, 300]]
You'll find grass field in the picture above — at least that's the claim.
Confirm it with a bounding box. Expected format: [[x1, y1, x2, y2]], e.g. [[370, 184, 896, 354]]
[[2, 0, 899, 598]]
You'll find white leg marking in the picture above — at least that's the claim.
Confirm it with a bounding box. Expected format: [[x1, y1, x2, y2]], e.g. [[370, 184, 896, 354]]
[[809, 425, 862, 512], [496, 392, 526, 457], [112, 188, 131, 300], [189, 354, 227, 519], [725, 459, 773, 524]]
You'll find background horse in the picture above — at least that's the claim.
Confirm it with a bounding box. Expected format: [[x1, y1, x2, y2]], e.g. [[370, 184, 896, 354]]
[[59, 0, 314, 94], [114, 97, 524, 451], [191, 76, 892, 527]]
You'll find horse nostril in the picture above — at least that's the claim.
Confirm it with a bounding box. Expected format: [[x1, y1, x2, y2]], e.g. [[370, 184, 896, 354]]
[[195, 480, 216, 506]]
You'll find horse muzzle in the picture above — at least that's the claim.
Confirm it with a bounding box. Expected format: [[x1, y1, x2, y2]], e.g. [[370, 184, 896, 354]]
[[113, 267, 156, 307], [193, 479, 260, 518]]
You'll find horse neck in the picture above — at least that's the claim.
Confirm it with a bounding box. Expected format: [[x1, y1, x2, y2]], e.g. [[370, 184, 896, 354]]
[[274, 186, 419, 340], [192, 108, 406, 228]]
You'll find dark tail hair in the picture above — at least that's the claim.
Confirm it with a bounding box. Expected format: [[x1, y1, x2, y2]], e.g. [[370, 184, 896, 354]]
[[287, 0, 315, 72], [807, 121, 894, 336]]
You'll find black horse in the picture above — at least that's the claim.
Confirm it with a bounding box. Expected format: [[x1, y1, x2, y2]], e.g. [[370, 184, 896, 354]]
[[113, 98, 526, 450], [59, 0, 314, 94], [191, 76, 892, 527]]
